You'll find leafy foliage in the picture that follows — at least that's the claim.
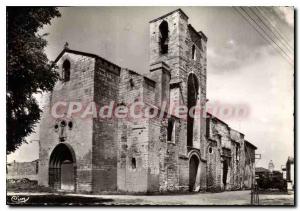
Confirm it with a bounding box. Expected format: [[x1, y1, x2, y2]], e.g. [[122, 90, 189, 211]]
[[7, 7, 61, 153], [256, 171, 287, 191]]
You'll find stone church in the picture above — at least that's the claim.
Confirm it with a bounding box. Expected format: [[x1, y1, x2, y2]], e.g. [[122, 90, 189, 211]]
[[38, 9, 257, 193]]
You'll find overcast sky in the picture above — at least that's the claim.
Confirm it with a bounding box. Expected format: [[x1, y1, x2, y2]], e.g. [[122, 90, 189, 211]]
[[8, 6, 294, 171]]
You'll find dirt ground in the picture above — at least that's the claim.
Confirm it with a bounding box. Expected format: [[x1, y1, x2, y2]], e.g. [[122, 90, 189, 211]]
[[7, 190, 294, 206]]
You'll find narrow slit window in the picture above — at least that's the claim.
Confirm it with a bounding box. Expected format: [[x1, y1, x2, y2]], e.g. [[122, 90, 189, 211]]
[[167, 118, 176, 143], [131, 158, 136, 169], [129, 78, 134, 90], [62, 60, 70, 82], [192, 45, 196, 61], [236, 146, 239, 160]]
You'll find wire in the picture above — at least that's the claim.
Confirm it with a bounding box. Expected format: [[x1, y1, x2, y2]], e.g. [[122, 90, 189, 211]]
[[252, 7, 294, 53], [256, 7, 293, 50], [250, 7, 294, 54], [233, 7, 294, 66], [239, 7, 293, 63]]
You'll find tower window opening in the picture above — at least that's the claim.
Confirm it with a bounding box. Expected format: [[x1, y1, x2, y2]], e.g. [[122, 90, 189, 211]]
[[159, 20, 169, 54], [62, 60, 71, 82]]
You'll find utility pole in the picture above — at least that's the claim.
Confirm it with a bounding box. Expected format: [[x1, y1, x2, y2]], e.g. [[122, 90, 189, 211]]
[[251, 153, 261, 205]]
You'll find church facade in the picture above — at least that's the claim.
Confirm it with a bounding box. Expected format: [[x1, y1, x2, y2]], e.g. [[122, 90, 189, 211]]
[[38, 9, 257, 193]]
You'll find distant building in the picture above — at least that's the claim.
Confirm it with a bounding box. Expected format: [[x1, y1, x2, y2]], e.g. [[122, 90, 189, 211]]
[[268, 160, 275, 172]]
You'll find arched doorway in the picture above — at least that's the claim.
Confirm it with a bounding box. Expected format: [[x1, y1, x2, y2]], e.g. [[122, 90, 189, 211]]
[[49, 143, 76, 191], [187, 73, 199, 147], [189, 154, 200, 191]]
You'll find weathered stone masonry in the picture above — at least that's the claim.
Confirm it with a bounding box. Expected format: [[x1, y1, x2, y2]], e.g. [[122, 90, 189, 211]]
[[38, 9, 256, 193]]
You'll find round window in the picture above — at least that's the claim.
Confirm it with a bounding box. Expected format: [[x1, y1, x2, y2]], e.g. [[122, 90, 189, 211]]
[[60, 120, 66, 127]]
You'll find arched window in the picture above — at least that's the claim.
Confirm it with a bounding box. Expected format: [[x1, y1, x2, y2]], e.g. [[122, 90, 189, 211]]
[[159, 20, 169, 54], [187, 73, 199, 147], [192, 45, 196, 60], [62, 60, 70, 82]]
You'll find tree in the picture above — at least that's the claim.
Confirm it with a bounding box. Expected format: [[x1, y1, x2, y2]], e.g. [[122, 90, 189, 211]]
[[7, 7, 61, 154]]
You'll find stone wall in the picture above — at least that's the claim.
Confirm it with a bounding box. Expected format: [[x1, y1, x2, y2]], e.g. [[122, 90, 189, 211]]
[[7, 160, 38, 181], [117, 68, 151, 193], [206, 113, 255, 191], [244, 141, 256, 189], [92, 57, 120, 193], [39, 52, 95, 192], [148, 115, 183, 192], [206, 139, 221, 191]]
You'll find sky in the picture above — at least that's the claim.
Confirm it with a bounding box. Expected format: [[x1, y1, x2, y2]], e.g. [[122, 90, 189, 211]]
[[7, 7, 294, 171]]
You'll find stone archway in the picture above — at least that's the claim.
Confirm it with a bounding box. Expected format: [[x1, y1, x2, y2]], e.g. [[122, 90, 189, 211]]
[[189, 154, 200, 191], [49, 143, 76, 192]]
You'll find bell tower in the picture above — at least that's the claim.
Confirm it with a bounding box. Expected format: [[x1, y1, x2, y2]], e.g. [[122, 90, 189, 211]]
[[149, 8, 208, 152], [149, 9, 189, 80]]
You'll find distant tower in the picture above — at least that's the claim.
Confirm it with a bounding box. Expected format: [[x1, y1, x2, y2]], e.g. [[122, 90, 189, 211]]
[[268, 160, 275, 172]]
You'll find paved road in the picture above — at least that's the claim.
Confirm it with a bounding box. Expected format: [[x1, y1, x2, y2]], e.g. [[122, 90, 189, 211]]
[[7, 190, 294, 206]]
